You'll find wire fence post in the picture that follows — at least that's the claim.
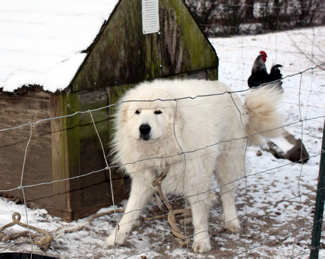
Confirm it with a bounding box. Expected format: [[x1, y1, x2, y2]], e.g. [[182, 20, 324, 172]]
[[310, 120, 325, 259]]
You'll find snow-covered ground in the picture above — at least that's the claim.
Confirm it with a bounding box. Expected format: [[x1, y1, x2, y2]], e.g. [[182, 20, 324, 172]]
[[0, 27, 324, 258]]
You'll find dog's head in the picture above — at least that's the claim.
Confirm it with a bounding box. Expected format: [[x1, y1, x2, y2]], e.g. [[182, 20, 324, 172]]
[[118, 88, 176, 143], [124, 100, 175, 142]]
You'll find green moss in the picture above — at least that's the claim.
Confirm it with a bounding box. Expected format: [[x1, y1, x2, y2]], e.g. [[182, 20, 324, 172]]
[[60, 92, 81, 177], [55, 94, 69, 180], [58, 93, 82, 201], [145, 35, 163, 80], [207, 68, 219, 80], [143, 0, 218, 80], [174, 1, 218, 69]]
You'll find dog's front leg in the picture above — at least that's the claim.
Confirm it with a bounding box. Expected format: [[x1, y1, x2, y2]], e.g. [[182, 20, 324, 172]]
[[188, 194, 212, 253], [106, 177, 154, 247]]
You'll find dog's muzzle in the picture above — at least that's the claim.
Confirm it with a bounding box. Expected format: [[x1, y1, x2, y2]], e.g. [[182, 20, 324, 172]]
[[139, 124, 151, 141]]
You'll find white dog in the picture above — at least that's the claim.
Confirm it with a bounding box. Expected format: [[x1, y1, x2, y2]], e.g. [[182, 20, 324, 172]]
[[106, 79, 282, 253]]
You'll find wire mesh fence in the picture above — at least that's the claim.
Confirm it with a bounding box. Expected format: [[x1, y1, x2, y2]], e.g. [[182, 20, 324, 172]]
[[0, 26, 324, 258]]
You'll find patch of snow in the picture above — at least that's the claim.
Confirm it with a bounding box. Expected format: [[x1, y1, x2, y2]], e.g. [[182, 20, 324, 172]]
[[0, 0, 119, 92], [270, 135, 295, 153]]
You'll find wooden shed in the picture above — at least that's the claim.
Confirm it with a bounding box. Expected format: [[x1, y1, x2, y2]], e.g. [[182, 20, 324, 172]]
[[0, 0, 218, 222]]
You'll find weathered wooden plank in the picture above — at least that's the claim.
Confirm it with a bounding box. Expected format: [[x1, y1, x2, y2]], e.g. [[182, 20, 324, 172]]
[[78, 89, 124, 211], [50, 94, 70, 215], [49, 89, 128, 221], [0, 88, 53, 207]]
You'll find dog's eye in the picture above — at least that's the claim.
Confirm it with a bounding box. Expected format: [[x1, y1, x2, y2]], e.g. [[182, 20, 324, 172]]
[[135, 110, 141, 115], [154, 109, 162, 115]]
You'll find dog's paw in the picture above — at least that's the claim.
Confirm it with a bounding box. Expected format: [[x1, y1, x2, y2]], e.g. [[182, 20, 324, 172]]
[[106, 228, 128, 247], [192, 239, 211, 253], [221, 214, 241, 233]]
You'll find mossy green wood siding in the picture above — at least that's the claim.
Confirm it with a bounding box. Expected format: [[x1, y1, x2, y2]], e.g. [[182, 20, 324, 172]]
[[71, 0, 218, 92], [50, 90, 127, 221], [51, 93, 81, 218]]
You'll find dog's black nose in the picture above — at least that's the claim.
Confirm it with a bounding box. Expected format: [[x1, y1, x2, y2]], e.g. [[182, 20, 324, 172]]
[[139, 124, 151, 135], [139, 124, 151, 140]]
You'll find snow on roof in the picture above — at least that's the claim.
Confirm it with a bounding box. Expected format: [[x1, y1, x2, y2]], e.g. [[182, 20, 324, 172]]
[[0, 0, 119, 92]]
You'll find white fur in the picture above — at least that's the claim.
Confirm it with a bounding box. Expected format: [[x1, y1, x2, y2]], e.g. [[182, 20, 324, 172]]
[[106, 79, 282, 253]]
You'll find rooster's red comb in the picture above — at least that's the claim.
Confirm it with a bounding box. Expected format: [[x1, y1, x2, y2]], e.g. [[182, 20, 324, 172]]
[[259, 51, 267, 57]]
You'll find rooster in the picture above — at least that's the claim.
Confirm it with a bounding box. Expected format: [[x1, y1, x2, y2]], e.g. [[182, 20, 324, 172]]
[[247, 51, 283, 89]]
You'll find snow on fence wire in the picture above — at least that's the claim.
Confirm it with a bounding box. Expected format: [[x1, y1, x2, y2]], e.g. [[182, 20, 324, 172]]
[[0, 63, 324, 258]]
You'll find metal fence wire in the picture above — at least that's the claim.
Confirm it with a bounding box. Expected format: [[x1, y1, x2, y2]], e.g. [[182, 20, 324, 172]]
[[0, 28, 325, 258]]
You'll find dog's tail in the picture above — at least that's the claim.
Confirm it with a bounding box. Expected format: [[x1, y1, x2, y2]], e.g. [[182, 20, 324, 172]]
[[244, 82, 283, 145]]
